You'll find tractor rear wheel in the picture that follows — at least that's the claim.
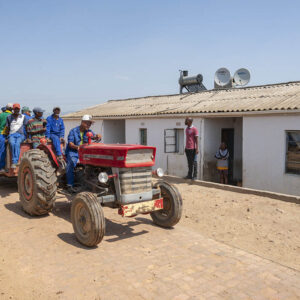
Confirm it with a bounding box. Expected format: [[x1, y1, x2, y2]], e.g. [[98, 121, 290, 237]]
[[18, 149, 57, 215], [150, 182, 182, 228], [71, 192, 105, 247]]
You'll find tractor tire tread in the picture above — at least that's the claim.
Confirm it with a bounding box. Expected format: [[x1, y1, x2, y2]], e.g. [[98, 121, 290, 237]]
[[18, 149, 57, 216], [150, 182, 182, 228], [71, 192, 105, 247]]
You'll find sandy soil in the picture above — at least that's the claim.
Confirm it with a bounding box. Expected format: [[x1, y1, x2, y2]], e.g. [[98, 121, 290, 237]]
[[165, 177, 300, 271], [0, 176, 299, 299]]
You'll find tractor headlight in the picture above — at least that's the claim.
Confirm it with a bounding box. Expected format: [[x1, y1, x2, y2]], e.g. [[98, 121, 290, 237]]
[[98, 172, 109, 183], [156, 168, 164, 177]]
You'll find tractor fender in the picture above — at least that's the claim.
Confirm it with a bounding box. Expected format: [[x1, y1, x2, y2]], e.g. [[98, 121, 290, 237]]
[[37, 143, 60, 169]]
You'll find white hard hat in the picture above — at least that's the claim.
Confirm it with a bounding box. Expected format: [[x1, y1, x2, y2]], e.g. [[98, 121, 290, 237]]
[[6, 103, 13, 109], [82, 114, 93, 122]]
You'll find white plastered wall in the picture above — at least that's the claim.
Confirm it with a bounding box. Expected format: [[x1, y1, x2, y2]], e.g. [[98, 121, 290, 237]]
[[63, 119, 104, 141], [102, 120, 125, 144], [243, 114, 300, 196], [125, 118, 203, 177]]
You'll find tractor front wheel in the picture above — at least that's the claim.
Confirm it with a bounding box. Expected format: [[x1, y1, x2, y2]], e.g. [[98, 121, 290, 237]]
[[18, 149, 57, 215], [150, 182, 182, 228], [71, 192, 105, 247]]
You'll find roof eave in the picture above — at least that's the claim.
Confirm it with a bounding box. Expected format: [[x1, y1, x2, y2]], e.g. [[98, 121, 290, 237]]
[[62, 109, 300, 120]]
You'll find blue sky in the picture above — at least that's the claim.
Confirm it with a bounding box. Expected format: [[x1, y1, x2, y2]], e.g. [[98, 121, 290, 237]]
[[0, 0, 299, 115]]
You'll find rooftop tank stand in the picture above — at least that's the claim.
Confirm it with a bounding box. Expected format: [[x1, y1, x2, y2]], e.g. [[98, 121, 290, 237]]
[[179, 70, 207, 94]]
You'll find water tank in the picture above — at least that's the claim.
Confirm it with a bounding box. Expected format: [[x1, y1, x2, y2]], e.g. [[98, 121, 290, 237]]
[[179, 74, 203, 86]]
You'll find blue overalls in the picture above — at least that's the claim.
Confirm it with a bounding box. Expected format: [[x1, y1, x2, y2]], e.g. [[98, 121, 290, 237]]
[[0, 134, 5, 169], [7, 114, 28, 164], [65, 126, 94, 186], [46, 115, 65, 156]]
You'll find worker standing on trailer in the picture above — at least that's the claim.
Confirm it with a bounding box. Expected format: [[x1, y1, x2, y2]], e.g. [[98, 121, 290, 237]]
[[65, 115, 101, 192], [46, 106, 65, 161], [27, 107, 47, 149], [0, 103, 13, 172]]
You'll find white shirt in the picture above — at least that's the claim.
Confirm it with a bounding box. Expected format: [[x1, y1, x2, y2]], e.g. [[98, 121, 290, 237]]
[[9, 114, 25, 135]]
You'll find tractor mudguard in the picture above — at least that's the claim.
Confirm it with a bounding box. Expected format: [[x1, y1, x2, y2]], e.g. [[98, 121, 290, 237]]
[[37, 143, 60, 169]]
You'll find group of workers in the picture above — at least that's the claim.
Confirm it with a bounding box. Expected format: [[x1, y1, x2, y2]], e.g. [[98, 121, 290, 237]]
[[0, 103, 100, 191]]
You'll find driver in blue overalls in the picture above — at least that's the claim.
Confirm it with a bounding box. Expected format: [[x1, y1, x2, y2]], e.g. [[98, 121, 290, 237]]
[[66, 115, 101, 192]]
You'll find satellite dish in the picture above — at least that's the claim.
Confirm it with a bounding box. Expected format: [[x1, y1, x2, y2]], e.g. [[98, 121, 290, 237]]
[[233, 68, 250, 86], [214, 68, 231, 87]]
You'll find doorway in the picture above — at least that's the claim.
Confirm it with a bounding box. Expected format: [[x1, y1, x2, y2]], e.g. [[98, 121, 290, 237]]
[[221, 128, 234, 183]]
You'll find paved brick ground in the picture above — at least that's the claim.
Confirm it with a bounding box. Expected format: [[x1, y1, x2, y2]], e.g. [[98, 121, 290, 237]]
[[0, 183, 299, 300]]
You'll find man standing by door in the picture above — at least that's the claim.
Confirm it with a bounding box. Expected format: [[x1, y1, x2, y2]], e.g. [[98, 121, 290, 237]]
[[185, 117, 199, 180]]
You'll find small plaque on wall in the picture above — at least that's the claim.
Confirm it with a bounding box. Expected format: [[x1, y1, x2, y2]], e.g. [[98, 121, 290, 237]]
[[176, 122, 181, 126]]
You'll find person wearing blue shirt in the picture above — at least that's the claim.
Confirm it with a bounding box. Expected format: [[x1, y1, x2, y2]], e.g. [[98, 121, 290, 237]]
[[65, 115, 101, 192], [22, 106, 32, 139], [46, 107, 65, 159]]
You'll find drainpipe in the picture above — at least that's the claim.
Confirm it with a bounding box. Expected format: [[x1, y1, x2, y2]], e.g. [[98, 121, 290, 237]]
[[166, 155, 169, 175], [199, 119, 204, 180]]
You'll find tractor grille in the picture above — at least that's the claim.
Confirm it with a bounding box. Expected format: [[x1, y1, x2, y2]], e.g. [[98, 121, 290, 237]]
[[126, 149, 154, 164], [118, 167, 152, 194]]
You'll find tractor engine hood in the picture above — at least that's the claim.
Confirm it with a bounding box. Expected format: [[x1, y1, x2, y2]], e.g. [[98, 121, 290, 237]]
[[78, 143, 156, 168]]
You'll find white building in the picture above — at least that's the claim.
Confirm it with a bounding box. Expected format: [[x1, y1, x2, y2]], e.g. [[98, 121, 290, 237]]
[[63, 81, 300, 196]]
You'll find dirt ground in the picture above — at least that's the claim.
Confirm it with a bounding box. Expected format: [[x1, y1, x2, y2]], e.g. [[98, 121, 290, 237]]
[[165, 177, 300, 271], [0, 176, 299, 299]]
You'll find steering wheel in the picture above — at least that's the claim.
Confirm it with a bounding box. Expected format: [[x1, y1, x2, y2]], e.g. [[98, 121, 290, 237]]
[[92, 137, 102, 143]]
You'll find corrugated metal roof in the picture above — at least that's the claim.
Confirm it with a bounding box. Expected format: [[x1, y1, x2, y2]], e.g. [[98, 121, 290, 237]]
[[63, 81, 300, 119]]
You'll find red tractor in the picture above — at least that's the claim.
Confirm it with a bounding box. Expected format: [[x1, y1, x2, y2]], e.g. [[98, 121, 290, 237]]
[[1, 134, 182, 247]]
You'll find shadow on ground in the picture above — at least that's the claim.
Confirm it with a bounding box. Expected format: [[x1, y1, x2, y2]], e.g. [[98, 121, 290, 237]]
[[0, 177, 18, 197], [5, 201, 49, 220], [57, 218, 150, 249], [104, 218, 149, 242], [53, 201, 154, 247], [57, 233, 98, 250], [5, 198, 161, 248]]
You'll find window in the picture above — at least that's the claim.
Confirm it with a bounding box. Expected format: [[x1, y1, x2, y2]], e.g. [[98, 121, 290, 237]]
[[164, 129, 184, 154], [140, 128, 147, 145], [286, 131, 300, 175]]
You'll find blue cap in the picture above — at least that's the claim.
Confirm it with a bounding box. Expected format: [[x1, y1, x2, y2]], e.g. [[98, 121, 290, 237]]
[[1, 106, 6, 112], [33, 107, 45, 114]]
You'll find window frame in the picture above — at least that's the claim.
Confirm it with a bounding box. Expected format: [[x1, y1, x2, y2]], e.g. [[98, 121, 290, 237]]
[[164, 128, 184, 154], [285, 130, 300, 175], [139, 128, 147, 146]]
